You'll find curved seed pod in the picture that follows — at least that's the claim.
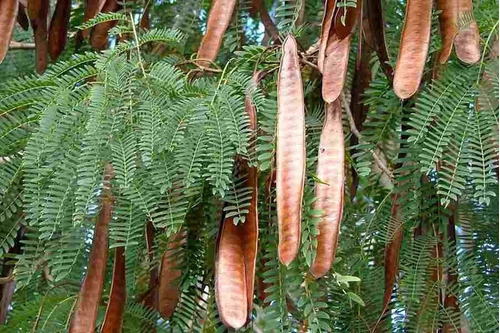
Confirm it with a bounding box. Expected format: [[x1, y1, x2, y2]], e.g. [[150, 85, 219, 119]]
[[277, 36, 305, 266], [0, 0, 18, 63], [90, 0, 120, 50], [383, 194, 403, 310], [29, 0, 49, 73], [82, 0, 107, 39], [333, 2, 360, 40], [454, 0, 480, 64], [48, 0, 71, 61], [366, 0, 393, 81], [27, 0, 41, 20], [310, 99, 345, 278], [69, 164, 114, 333], [216, 217, 248, 329], [318, 0, 337, 72], [393, 0, 432, 99], [101, 247, 126, 333], [322, 35, 351, 103], [437, 0, 458, 64], [17, 2, 29, 31], [196, 0, 237, 67], [158, 231, 184, 319]]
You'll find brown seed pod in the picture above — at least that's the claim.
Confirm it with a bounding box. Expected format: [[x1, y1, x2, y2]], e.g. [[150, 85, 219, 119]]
[[0, 0, 18, 63], [48, 0, 71, 61], [366, 0, 393, 81], [82, 0, 107, 39], [158, 231, 184, 319], [393, 0, 432, 99], [322, 34, 351, 103], [437, 0, 458, 64], [454, 0, 480, 64], [196, 0, 237, 67], [318, 0, 337, 73], [29, 0, 49, 73], [17, 2, 29, 31], [310, 99, 345, 278], [69, 164, 114, 333], [333, 2, 360, 40], [139, 2, 150, 30], [383, 194, 403, 310], [101, 247, 126, 333], [276, 35, 306, 266], [89, 0, 121, 50], [27, 0, 41, 20]]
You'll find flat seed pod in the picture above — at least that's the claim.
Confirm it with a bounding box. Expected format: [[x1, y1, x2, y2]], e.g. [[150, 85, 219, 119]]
[[383, 194, 403, 310], [101, 247, 126, 333], [276, 35, 305, 266], [0, 0, 18, 63], [454, 0, 480, 64], [393, 0, 432, 99], [17, 2, 29, 31], [82, 0, 107, 39], [310, 99, 345, 278], [333, 2, 360, 40], [322, 35, 351, 103], [366, 0, 393, 81], [89, 0, 120, 50], [196, 0, 237, 67], [29, 0, 49, 73], [69, 165, 114, 333], [158, 231, 184, 319], [318, 0, 337, 73], [437, 0, 458, 64], [48, 0, 71, 61], [27, 0, 41, 20]]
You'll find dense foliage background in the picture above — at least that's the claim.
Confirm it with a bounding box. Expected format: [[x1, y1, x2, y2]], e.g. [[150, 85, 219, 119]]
[[0, 0, 498, 332]]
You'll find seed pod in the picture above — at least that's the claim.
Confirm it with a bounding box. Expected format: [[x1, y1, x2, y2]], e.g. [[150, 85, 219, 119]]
[[196, 0, 237, 67], [383, 194, 403, 310], [82, 0, 107, 39], [139, 2, 150, 30], [322, 35, 351, 103], [101, 247, 126, 333], [310, 99, 345, 278], [454, 0, 480, 64], [48, 0, 71, 61], [437, 0, 458, 64], [366, 0, 393, 81], [17, 2, 29, 31], [27, 0, 41, 19], [0, 0, 18, 63], [333, 2, 360, 40], [90, 0, 121, 50], [158, 231, 184, 319], [69, 164, 114, 333], [318, 0, 337, 72], [277, 36, 306, 266], [393, 0, 432, 99]]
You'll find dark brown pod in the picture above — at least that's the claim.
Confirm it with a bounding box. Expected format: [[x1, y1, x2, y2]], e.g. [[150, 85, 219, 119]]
[[89, 0, 121, 50], [28, 0, 49, 73], [366, 0, 393, 81], [158, 231, 184, 319], [48, 0, 71, 61], [0, 0, 18, 63], [101, 247, 126, 333], [82, 0, 107, 39], [333, 2, 360, 40], [17, 2, 29, 31], [139, 2, 150, 30]]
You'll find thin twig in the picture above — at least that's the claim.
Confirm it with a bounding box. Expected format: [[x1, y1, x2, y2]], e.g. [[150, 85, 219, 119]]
[[9, 41, 36, 50], [341, 93, 394, 180], [177, 60, 223, 73], [129, 13, 147, 77]]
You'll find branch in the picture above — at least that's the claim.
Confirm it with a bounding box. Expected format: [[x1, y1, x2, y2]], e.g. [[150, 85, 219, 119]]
[[341, 93, 394, 180], [9, 41, 36, 50], [0, 276, 13, 285], [257, 0, 280, 43]]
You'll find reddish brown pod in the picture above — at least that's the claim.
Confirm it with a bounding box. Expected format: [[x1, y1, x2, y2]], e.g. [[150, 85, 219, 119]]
[[393, 0, 432, 99], [0, 0, 18, 63], [82, 0, 107, 39], [454, 0, 480, 64], [28, 0, 49, 73], [17, 2, 29, 31], [276, 35, 306, 266], [196, 0, 237, 67], [48, 0, 71, 61], [366, 0, 393, 81], [90, 0, 121, 50], [332, 2, 360, 40], [322, 35, 351, 103], [437, 0, 459, 64], [158, 231, 184, 319], [101, 247, 126, 333], [318, 0, 337, 72], [69, 164, 114, 333], [310, 99, 345, 278]]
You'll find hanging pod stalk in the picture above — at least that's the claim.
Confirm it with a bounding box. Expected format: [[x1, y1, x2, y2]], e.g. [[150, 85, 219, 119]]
[[437, 0, 459, 64], [158, 231, 184, 319], [0, 0, 18, 63], [276, 35, 305, 266], [48, 0, 71, 61], [100, 247, 126, 333], [454, 0, 480, 64], [69, 164, 114, 333], [196, 0, 237, 67], [310, 99, 345, 278], [393, 0, 432, 99]]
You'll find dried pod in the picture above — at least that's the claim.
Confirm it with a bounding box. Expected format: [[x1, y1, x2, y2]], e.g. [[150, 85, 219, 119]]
[[322, 35, 351, 103], [437, 0, 459, 64], [366, 0, 393, 80], [82, 0, 107, 39], [158, 231, 184, 319], [310, 99, 345, 278], [90, 0, 121, 50], [17, 2, 29, 31], [101, 247, 126, 333], [139, 2, 150, 30], [333, 2, 360, 40], [48, 0, 71, 61], [318, 0, 337, 72], [29, 0, 49, 73], [69, 165, 114, 333], [393, 0, 432, 99], [196, 0, 237, 67], [277, 35, 305, 265], [454, 0, 480, 64], [0, 0, 18, 63]]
